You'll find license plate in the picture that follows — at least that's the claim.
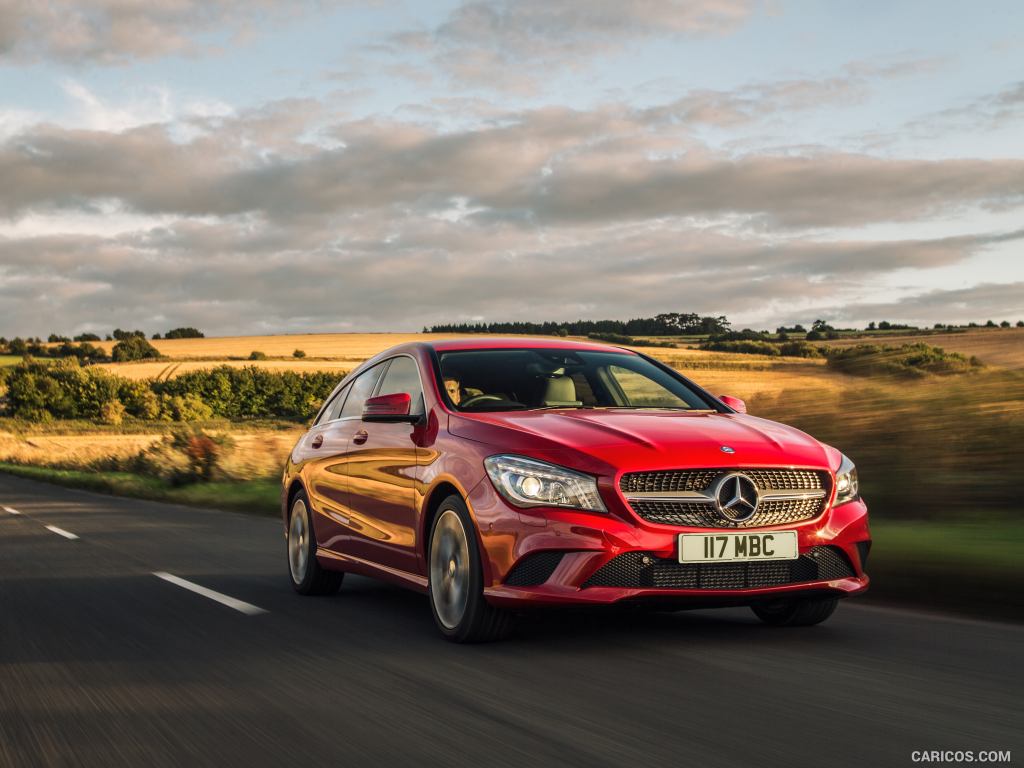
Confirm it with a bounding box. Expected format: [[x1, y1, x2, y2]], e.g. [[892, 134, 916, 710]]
[[679, 531, 799, 563]]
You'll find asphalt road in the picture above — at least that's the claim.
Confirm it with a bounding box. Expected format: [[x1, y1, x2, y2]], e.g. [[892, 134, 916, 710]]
[[1, 473, 1020, 768]]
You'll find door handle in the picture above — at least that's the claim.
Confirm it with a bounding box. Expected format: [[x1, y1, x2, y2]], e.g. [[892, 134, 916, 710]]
[[352, 429, 369, 445], [311, 434, 324, 449]]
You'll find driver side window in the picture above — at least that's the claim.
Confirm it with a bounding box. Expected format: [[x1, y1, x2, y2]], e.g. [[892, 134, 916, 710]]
[[376, 356, 425, 416]]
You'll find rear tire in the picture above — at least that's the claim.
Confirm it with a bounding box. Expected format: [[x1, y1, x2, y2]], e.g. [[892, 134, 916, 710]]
[[428, 495, 514, 643], [288, 490, 343, 596], [751, 596, 838, 626]]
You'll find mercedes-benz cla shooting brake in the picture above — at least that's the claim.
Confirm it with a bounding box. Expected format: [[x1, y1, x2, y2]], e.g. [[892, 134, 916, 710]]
[[282, 339, 870, 642]]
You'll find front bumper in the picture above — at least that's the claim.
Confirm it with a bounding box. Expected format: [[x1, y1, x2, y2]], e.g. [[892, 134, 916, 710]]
[[468, 478, 871, 608]]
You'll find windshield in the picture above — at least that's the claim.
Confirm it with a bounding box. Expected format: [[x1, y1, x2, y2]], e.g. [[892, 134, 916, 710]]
[[437, 349, 715, 412]]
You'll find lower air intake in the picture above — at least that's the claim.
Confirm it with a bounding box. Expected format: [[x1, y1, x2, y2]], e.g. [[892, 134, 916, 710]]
[[504, 551, 565, 587], [582, 546, 855, 589]]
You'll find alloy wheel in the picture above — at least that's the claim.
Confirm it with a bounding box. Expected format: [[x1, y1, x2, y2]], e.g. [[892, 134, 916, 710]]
[[430, 509, 471, 629], [288, 499, 310, 584]]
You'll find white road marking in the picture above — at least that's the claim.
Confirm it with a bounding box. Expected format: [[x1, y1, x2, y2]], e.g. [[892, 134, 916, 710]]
[[3, 506, 20, 515], [45, 525, 79, 540], [152, 572, 268, 616]]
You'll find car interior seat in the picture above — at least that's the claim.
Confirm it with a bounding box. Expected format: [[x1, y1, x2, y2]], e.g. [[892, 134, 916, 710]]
[[541, 374, 583, 407]]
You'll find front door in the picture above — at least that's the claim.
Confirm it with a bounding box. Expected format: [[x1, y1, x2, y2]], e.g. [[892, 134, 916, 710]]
[[343, 356, 424, 574]]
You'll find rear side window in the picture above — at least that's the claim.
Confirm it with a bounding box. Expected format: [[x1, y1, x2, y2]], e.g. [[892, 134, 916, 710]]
[[316, 385, 349, 424], [339, 363, 386, 419], [376, 356, 425, 416]]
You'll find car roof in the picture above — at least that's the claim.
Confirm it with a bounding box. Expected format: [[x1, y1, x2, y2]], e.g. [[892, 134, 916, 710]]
[[425, 337, 637, 353]]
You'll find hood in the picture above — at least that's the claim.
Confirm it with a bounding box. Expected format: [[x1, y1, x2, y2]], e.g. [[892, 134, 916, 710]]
[[448, 409, 834, 475]]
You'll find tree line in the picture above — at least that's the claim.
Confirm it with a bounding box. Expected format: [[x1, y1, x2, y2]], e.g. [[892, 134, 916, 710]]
[[426, 313, 732, 336]]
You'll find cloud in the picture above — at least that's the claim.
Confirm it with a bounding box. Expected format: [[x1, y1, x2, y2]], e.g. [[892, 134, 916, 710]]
[[1, 215, 1020, 336], [389, 0, 757, 92], [2, 99, 1024, 231], [0, 0, 338, 64]]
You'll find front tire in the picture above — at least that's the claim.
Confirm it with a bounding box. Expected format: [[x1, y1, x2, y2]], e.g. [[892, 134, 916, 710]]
[[751, 596, 838, 626], [428, 495, 514, 643], [288, 490, 343, 596]]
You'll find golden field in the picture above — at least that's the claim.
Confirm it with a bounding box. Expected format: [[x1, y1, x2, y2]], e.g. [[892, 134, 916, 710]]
[[9, 328, 1020, 500], [816, 327, 1024, 369]]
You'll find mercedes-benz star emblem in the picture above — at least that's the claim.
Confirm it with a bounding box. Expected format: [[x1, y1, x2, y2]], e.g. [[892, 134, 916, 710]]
[[720, 445, 735, 453], [712, 473, 760, 522]]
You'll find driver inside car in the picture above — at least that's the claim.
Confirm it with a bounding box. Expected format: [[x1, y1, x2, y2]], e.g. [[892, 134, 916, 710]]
[[444, 377, 462, 405]]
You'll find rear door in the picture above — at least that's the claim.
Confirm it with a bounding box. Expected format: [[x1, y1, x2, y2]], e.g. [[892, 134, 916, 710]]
[[343, 355, 424, 573]]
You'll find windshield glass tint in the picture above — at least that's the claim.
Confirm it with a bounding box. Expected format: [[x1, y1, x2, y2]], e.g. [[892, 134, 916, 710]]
[[437, 349, 712, 412]]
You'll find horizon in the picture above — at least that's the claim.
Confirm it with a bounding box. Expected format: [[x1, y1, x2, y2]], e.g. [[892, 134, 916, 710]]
[[2, 1, 1023, 336]]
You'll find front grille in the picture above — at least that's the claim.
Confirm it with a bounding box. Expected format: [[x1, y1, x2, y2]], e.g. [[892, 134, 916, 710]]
[[504, 551, 564, 587], [620, 468, 830, 528], [620, 468, 824, 494], [582, 545, 855, 589]]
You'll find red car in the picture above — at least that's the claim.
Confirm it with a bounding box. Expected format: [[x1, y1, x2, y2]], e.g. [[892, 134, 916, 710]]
[[282, 339, 870, 642]]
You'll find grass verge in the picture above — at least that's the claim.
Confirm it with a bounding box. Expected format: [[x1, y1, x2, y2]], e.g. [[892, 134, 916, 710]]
[[0, 462, 279, 516], [865, 520, 1022, 621], [1, 463, 1019, 621]]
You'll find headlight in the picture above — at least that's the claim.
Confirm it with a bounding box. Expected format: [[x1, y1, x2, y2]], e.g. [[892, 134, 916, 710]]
[[834, 453, 859, 505], [484, 454, 607, 513]]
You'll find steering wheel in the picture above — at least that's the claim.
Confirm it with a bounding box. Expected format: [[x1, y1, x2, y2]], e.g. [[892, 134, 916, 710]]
[[460, 394, 505, 408]]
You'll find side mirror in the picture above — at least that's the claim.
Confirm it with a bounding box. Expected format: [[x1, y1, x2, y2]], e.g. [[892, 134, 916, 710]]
[[719, 395, 747, 414], [363, 392, 415, 422]]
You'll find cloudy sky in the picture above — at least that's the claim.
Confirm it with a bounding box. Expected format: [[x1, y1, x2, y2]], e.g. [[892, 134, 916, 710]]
[[1, 0, 1022, 337]]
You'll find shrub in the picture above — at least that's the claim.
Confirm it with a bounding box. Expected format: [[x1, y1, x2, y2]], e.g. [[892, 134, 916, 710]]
[[777, 341, 820, 358], [293, 349, 306, 358], [825, 343, 980, 378], [160, 393, 214, 422], [700, 340, 780, 356], [248, 350, 267, 360], [112, 336, 160, 362], [589, 332, 635, 345], [171, 428, 232, 482], [118, 379, 161, 419], [99, 400, 126, 425]]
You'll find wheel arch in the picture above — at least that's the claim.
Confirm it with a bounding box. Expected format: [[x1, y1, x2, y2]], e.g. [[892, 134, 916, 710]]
[[419, 477, 492, 585]]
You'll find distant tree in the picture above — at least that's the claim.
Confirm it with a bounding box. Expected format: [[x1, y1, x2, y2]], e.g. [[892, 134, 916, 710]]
[[777, 331, 789, 341], [1000, 320, 1011, 328], [163, 327, 205, 339], [105, 334, 113, 341], [112, 336, 160, 362], [152, 333, 161, 340], [112, 328, 146, 341], [985, 320, 997, 328], [293, 349, 306, 358], [933, 323, 945, 330], [867, 322, 877, 330], [9, 337, 27, 356], [73, 333, 101, 342], [249, 350, 267, 360], [48, 333, 71, 343], [1017, 321, 1024, 328]]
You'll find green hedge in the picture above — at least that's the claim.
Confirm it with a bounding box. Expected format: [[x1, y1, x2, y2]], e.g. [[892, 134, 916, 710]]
[[2, 360, 341, 423]]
